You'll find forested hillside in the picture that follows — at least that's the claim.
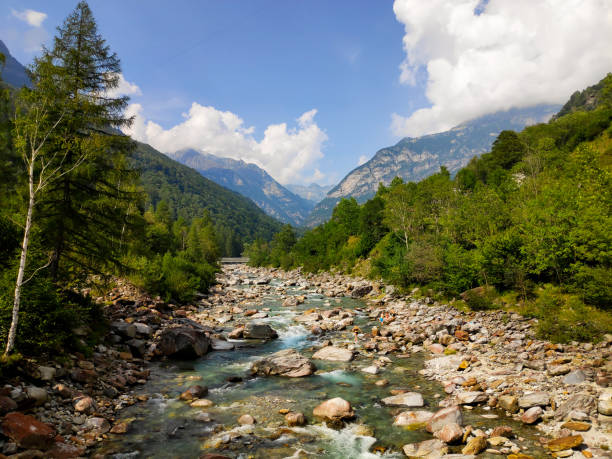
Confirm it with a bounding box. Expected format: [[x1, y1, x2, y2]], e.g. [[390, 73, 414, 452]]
[[132, 142, 282, 255], [0, 2, 280, 357], [247, 74, 612, 342]]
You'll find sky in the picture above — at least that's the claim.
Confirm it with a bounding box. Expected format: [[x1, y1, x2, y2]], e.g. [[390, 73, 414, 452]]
[[2, 0, 611, 186]]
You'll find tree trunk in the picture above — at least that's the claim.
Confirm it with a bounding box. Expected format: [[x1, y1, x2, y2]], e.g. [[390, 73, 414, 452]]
[[5, 158, 35, 356]]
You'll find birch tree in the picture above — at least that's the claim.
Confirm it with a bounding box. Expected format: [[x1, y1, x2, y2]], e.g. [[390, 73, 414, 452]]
[[4, 78, 86, 356]]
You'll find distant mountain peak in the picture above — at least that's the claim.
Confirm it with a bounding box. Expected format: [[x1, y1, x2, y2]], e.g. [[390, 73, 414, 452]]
[[0, 40, 30, 88], [307, 104, 560, 226], [169, 149, 313, 226]]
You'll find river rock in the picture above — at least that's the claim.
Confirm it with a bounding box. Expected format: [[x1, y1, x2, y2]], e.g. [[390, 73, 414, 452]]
[[210, 338, 234, 350], [561, 421, 591, 431], [238, 414, 255, 425], [25, 386, 48, 406], [521, 406, 543, 424], [180, 385, 208, 401], [554, 394, 596, 421], [158, 326, 210, 359], [313, 397, 354, 420], [402, 438, 448, 458], [546, 435, 583, 452], [1, 412, 56, 450], [37, 366, 56, 381], [497, 395, 519, 413], [426, 405, 463, 433], [598, 388, 612, 415], [250, 349, 316, 377], [227, 326, 244, 339], [285, 412, 306, 426], [351, 284, 372, 298], [425, 355, 464, 372], [362, 365, 380, 375], [243, 323, 278, 340], [190, 399, 214, 408], [434, 422, 463, 444], [462, 436, 487, 455], [312, 346, 354, 362], [391, 411, 431, 430], [562, 370, 586, 385], [48, 441, 87, 457], [518, 392, 550, 408], [85, 416, 111, 434], [456, 391, 488, 405], [548, 364, 572, 376], [73, 395, 96, 413], [382, 392, 424, 407], [0, 396, 17, 415]]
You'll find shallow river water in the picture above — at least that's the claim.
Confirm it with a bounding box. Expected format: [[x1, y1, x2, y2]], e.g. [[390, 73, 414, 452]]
[[97, 271, 547, 459]]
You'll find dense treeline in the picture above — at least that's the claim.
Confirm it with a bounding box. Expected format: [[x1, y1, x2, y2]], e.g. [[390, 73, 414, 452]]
[[247, 74, 612, 342], [0, 2, 222, 356]]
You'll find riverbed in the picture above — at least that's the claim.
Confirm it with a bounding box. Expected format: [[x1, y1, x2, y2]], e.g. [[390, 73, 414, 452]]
[[95, 266, 555, 459]]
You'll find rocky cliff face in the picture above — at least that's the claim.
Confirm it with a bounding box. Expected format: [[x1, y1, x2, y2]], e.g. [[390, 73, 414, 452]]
[[307, 105, 560, 226], [286, 183, 332, 204], [170, 149, 313, 226], [0, 40, 30, 88]]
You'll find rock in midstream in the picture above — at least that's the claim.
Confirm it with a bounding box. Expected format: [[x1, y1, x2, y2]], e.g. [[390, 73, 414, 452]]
[[250, 349, 316, 377]]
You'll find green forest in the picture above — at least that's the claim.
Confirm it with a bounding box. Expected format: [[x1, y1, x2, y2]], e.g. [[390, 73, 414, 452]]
[[247, 74, 612, 343], [0, 2, 270, 357]]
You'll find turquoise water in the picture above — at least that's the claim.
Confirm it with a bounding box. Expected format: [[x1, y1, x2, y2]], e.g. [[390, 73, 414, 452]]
[[97, 276, 547, 458]]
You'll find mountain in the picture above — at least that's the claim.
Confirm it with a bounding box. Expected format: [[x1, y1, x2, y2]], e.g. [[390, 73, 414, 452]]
[[553, 72, 611, 120], [0, 40, 30, 88], [170, 149, 313, 226], [286, 183, 332, 204], [307, 104, 560, 226], [131, 142, 283, 249]]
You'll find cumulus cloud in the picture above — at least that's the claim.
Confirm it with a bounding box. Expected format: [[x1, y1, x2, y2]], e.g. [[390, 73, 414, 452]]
[[357, 155, 368, 166], [12, 9, 47, 27], [106, 74, 142, 98], [126, 103, 327, 185], [391, 0, 612, 137]]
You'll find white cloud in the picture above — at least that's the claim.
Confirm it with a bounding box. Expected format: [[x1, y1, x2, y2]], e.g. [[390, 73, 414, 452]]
[[12, 9, 47, 27], [106, 73, 142, 98], [392, 0, 612, 137], [126, 103, 327, 185], [357, 155, 368, 166]]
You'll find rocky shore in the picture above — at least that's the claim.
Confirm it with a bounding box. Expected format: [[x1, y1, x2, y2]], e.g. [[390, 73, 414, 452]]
[[0, 265, 610, 458]]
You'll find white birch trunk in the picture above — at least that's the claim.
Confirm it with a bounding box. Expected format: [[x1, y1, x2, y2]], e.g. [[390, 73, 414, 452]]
[[5, 158, 35, 356]]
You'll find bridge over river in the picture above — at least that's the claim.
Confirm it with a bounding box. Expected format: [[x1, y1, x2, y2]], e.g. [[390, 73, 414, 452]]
[[220, 257, 249, 264]]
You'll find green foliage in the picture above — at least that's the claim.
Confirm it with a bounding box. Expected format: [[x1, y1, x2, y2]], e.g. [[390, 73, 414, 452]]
[[131, 141, 282, 256], [248, 74, 612, 338], [527, 286, 612, 343]]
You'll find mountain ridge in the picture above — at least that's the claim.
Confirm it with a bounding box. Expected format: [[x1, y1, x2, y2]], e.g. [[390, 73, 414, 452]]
[[0, 40, 30, 88], [307, 104, 560, 226], [170, 149, 313, 226]]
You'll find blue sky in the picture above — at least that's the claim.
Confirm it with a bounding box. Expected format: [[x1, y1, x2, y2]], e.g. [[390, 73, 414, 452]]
[[2, 1, 611, 185]]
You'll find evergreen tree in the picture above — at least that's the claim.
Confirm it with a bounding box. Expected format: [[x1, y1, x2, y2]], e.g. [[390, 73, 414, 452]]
[[33, 1, 140, 279]]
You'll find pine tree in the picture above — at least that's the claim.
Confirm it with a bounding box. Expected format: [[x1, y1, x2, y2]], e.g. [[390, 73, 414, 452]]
[[33, 1, 141, 280]]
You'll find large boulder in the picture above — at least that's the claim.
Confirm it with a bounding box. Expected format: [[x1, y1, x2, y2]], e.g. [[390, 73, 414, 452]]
[[243, 323, 278, 340], [598, 388, 612, 416], [351, 284, 372, 298], [1, 412, 56, 450], [312, 346, 354, 362], [518, 391, 550, 408], [426, 405, 463, 433], [250, 349, 316, 377], [382, 392, 424, 407], [158, 326, 210, 359], [313, 397, 354, 420]]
